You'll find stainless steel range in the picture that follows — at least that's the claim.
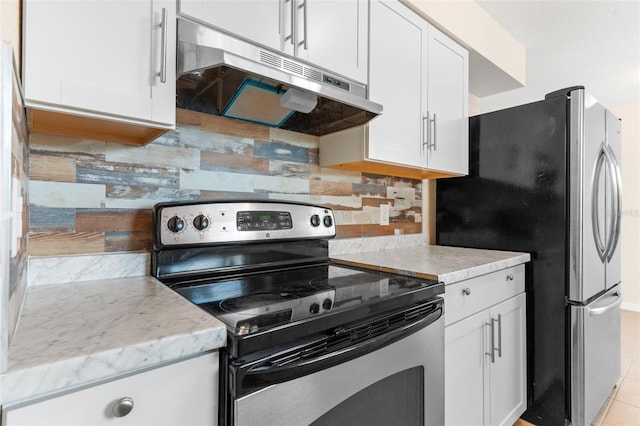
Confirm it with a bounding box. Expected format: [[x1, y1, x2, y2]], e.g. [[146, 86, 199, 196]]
[[151, 200, 444, 426]]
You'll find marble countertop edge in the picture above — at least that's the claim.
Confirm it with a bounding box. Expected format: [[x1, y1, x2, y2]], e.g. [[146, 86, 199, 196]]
[[2, 326, 226, 406]]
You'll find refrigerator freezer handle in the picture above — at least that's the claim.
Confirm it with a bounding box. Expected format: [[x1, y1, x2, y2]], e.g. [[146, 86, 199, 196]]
[[588, 291, 622, 316]]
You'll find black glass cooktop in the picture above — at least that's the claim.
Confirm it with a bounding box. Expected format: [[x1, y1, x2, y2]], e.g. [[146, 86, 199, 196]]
[[170, 263, 443, 357]]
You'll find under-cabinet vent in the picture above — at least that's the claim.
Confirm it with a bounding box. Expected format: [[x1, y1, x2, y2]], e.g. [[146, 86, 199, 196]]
[[259, 51, 283, 69], [283, 59, 304, 76], [267, 300, 442, 368], [303, 68, 323, 82]]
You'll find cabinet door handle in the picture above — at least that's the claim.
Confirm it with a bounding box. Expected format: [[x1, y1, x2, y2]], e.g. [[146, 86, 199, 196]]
[[113, 397, 134, 418], [506, 274, 515, 281], [423, 112, 431, 151], [462, 287, 471, 296], [298, 0, 308, 49], [496, 313, 502, 358], [431, 113, 437, 151], [158, 8, 168, 84], [485, 318, 496, 363]]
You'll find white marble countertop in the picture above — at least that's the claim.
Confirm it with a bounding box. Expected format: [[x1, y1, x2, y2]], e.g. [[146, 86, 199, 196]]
[[2, 276, 226, 406], [331, 244, 530, 284]]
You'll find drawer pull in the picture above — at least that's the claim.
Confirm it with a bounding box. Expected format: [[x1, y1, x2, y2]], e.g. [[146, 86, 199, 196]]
[[462, 288, 471, 296], [506, 274, 515, 281], [113, 397, 134, 418]]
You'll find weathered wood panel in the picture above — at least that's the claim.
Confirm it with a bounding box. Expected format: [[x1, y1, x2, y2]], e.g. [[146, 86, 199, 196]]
[[29, 154, 76, 183], [29, 232, 105, 256], [76, 210, 152, 233]]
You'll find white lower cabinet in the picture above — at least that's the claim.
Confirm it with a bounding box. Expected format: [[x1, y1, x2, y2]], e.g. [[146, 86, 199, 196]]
[[444, 266, 527, 426], [3, 352, 218, 426]]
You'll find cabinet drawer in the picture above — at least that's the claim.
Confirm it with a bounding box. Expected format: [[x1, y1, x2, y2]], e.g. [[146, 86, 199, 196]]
[[444, 265, 525, 326], [3, 352, 218, 426]]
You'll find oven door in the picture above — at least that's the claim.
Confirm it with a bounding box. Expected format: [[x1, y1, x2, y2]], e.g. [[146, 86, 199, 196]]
[[227, 299, 443, 426]]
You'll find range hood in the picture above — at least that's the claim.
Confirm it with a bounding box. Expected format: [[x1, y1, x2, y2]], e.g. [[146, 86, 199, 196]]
[[176, 18, 382, 136]]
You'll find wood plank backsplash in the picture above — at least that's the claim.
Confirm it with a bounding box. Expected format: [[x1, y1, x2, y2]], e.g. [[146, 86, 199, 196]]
[[28, 109, 423, 256]]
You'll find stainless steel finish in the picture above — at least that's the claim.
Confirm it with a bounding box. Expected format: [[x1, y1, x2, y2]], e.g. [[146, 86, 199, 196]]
[[426, 111, 432, 150], [234, 315, 444, 426], [432, 113, 438, 151], [291, 0, 298, 55], [591, 144, 608, 262], [300, 0, 308, 50], [422, 114, 429, 151], [158, 201, 336, 246], [462, 287, 471, 296], [176, 18, 381, 135], [570, 284, 621, 426], [604, 109, 622, 287], [496, 313, 502, 358], [604, 144, 621, 263], [158, 8, 168, 83], [486, 318, 496, 363], [112, 397, 134, 417]]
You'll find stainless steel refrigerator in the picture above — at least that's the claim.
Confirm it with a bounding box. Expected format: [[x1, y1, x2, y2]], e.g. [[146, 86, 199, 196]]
[[436, 86, 622, 426]]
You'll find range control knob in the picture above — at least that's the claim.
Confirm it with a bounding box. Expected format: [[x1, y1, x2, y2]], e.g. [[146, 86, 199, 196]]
[[193, 214, 210, 231], [310, 214, 321, 227], [309, 303, 320, 314], [322, 298, 333, 311], [323, 215, 333, 227], [167, 216, 185, 233]]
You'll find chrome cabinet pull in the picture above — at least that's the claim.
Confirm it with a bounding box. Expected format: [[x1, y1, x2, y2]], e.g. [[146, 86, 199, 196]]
[[496, 314, 502, 358], [462, 287, 471, 296], [485, 318, 496, 363], [113, 397, 134, 418], [422, 114, 429, 151], [158, 8, 168, 84], [506, 274, 514, 281], [298, 0, 308, 49], [432, 113, 437, 151]]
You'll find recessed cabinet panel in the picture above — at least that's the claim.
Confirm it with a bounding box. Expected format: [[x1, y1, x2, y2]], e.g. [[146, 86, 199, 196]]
[[180, 0, 283, 52], [426, 26, 469, 175], [368, 0, 424, 168]]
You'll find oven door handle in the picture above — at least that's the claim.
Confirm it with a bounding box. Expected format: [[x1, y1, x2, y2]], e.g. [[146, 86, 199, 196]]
[[238, 304, 443, 391]]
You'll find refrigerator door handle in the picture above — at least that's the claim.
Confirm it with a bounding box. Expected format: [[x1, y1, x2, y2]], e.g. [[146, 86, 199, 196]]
[[588, 291, 622, 316], [591, 144, 608, 262], [603, 145, 622, 262]]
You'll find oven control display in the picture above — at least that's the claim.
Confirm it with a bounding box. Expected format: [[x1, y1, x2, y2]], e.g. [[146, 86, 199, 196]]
[[237, 211, 293, 231]]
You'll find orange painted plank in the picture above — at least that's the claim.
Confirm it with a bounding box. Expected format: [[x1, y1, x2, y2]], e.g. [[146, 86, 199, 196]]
[[28, 233, 105, 256], [29, 154, 76, 183]]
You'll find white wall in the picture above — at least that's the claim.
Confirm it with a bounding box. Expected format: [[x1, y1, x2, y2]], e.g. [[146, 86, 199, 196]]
[[611, 103, 640, 311]]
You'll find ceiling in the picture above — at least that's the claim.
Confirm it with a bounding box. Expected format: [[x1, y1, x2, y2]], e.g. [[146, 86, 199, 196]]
[[475, 0, 640, 113]]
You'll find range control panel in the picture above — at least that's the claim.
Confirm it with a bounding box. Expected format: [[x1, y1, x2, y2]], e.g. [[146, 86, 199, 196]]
[[154, 201, 336, 247]]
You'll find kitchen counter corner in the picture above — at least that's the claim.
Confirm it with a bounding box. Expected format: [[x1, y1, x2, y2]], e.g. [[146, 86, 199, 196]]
[[2, 276, 226, 406]]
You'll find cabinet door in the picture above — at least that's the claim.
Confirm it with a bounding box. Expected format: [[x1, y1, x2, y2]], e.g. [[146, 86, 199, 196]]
[[297, 0, 368, 83], [425, 25, 468, 175], [3, 353, 218, 426], [445, 309, 488, 426], [23, 0, 175, 126], [489, 293, 527, 426], [368, 0, 426, 168], [179, 0, 284, 53]]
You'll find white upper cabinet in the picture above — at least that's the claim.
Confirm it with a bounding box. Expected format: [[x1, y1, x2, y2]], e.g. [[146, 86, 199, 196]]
[[426, 26, 469, 175], [319, 0, 468, 178], [178, 0, 368, 84], [23, 0, 176, 133], [367, 0, 425, 169]]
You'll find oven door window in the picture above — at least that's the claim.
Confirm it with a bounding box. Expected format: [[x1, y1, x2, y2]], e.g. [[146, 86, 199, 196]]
[[232, 313, 443, 426], [311, 366, 424, 426]]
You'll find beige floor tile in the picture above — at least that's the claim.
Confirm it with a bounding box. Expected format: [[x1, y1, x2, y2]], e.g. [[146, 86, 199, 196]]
[[616, 377, 640, 409], [627, 359, 640, 382], [603, 400, 640, 426]]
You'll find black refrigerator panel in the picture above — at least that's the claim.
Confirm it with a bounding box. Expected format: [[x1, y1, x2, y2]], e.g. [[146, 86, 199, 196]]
[[436, 95, 569, 425]]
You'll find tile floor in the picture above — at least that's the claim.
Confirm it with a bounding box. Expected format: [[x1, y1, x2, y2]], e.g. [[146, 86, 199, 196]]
[[515, 309, 640, 426], [593, 309, 640, 426]]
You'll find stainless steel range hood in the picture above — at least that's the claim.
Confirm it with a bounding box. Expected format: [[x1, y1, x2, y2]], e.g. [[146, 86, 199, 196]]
[[176, 18, 382, 136]]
